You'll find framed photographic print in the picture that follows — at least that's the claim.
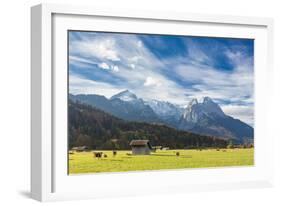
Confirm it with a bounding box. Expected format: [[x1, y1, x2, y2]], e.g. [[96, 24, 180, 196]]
[[31, 3, 274, 201]]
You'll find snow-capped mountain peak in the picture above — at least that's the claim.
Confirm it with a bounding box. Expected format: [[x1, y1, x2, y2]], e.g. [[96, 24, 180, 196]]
[[144, 99, 183, 118], [110, 90, 138, 102], [187, 98, 198, 108], [203, 96, 213, 104], [182, 97, 225, 123], [201, 96, 225, 117]]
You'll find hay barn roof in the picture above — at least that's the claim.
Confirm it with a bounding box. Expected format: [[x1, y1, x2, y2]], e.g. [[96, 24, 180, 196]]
[[130, 139, 150, 146]]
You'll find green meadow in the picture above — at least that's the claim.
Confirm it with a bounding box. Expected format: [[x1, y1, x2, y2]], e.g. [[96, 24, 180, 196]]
[[68, 148, 254, 174]]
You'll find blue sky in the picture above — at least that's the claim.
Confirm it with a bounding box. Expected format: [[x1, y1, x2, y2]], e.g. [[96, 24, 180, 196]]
[[68, 31, 254, 126]]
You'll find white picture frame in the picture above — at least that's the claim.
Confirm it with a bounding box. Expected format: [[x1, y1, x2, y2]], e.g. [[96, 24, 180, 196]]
[[31, 3, 274, 202]]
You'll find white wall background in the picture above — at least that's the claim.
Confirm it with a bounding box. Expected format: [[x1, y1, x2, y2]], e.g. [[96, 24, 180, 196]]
[[0, 0, 280, 205]]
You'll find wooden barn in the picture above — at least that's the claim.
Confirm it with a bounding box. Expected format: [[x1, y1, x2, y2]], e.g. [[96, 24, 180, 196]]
[[71, 146, 89, 152], [130, 140, 153, 155]]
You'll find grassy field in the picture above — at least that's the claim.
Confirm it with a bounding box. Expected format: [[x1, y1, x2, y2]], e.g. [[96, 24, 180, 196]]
[[68, 148, 254, 174]]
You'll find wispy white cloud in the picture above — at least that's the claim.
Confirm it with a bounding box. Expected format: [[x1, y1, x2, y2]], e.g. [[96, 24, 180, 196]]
[[71, 37, 120, 61], [144, 76, 162, 87], [69, 73, 123, 98], [221, 104, 254, 127], [98, 62, 110, 70], [112, 65, 119, 72], [173, 62, 253, 103], [69, 32, 254, 125]]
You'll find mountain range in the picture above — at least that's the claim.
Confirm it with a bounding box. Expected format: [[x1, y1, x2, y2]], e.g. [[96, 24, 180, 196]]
[[69, 100, 228, 150], [69, 90, 253, 143]]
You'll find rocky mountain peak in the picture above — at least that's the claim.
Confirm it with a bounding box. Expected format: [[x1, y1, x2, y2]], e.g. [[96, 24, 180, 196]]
[[110, 90, 138, 101]]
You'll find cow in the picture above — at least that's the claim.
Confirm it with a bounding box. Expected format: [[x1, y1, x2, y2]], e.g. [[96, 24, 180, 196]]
[[93, 152, 103, 158]]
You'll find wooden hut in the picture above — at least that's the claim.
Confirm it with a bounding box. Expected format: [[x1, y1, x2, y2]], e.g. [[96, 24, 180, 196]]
[[129, 140, 153, 155], [71, 146, 89, 152]]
